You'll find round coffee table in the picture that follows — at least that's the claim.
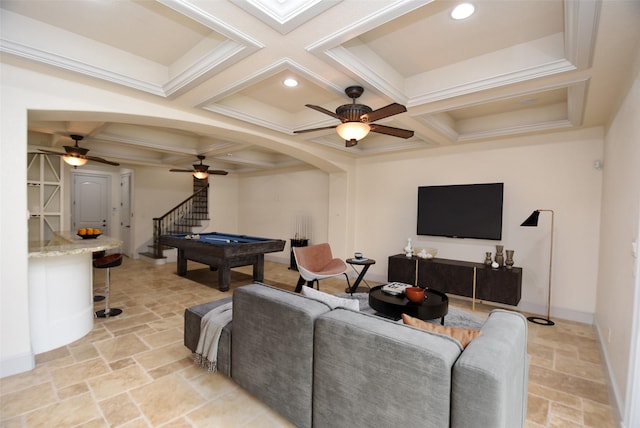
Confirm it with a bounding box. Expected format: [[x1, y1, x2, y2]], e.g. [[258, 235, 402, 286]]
[[369, 285, 448, 324]]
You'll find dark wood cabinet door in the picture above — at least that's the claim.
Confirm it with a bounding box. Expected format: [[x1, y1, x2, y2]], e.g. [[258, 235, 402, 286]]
[[387, 254, 416, 285]]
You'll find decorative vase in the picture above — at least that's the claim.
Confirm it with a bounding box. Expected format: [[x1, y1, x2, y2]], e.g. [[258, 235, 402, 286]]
[[505, 250, 514, 270], [404, 238, 413, 258], [484, 252, 492, 266], [495, 245, 504, 267]]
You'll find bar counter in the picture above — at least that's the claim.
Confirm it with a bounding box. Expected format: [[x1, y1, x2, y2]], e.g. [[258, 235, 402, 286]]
[[29, 231, 122, 258], [28, 232, 122, 354]]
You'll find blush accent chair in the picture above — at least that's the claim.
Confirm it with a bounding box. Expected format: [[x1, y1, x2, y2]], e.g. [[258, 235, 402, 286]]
[[293, 243, 350, 293]]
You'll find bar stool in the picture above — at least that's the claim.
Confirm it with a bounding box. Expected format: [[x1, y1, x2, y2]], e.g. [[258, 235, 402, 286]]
[[92, 250, 106, 302], [93, 253, 123, 318]]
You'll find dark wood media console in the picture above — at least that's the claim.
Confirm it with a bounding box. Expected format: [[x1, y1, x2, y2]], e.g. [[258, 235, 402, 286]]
[[387, 254, 522, 306]]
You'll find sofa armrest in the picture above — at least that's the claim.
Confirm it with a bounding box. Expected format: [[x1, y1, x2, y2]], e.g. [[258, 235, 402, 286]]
[[184, 297, 233, 376], [451, 309, 528, 428]]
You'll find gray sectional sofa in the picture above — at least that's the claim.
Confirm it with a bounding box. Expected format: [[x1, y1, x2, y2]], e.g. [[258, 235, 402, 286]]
[[184, 282, 528, 428]]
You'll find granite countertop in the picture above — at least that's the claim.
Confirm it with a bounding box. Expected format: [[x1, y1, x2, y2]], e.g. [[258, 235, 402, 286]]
[[28, 231, 122, 258]]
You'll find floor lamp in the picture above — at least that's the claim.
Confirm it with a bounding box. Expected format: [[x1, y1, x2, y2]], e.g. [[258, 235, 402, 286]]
[[521, 209, 555, 326]]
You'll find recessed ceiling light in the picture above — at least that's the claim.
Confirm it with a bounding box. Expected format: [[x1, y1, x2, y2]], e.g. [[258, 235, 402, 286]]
[[283, 78, 298, 87], [451, 3, 475, 20]]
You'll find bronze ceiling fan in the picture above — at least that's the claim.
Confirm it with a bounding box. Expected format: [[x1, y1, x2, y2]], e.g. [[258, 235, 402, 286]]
[[170, 155, 228, 179], [294, 86, 414, 147], [37, 134, 120, 167]]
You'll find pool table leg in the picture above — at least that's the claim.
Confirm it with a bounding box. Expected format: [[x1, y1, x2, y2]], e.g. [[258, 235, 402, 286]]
[[176, 249, 187, 276], [253, 254, 265, 282], [217, 263, 231, 292]]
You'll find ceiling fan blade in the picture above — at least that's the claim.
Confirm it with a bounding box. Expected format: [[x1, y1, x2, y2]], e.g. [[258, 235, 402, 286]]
[[305, 104, 344, 121], [85, 155, 120, 166], [169, 169, 195, 172], [362, 103, 407, 122], [293, 125, 337, 134], [37, 149, 64, 156], [208, 170, 228, 176], [369, 124, 414, 139]]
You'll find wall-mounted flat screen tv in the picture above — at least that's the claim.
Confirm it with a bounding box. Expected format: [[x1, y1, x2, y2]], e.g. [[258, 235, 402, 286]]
[[417, 183, 504, 240]]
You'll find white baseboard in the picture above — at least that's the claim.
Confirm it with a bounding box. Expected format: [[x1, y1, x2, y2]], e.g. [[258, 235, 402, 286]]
[[517, 300, 595, 325], [0, 351, 35, 379], [594, 315, 624, 428], [265, 254, 289, 265]]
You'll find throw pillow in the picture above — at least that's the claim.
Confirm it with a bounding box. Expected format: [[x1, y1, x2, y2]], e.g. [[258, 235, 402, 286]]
[[401, 313, 481, 348], [301, 286, 360, 311]]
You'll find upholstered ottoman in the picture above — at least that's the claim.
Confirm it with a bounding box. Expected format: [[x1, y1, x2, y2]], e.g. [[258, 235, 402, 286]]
[[184, 297, 232, 376]]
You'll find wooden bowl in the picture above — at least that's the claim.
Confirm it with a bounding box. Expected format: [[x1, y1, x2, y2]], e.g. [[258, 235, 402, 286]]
[[78, 233, 101, 239], [405, 287, 425, 303]]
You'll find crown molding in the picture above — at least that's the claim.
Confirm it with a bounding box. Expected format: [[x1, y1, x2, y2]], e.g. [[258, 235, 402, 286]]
[[202, 104, 293, 135], [0, 39, 166, 96], [456, 120, 573, 142], [163, 40, 254, 98], [196, 57, 342, 107], [306, 0, 430, 100], [157, 0, 264, 49], [408, 59, 576, 106], [564, 0, 601, 70], [228, 0, 342, 35], [1, 0, 263, 98], [567, 79, 589, 126]]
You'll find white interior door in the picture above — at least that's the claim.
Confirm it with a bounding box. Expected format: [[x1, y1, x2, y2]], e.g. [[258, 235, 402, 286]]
[[120, 173, 132, 257], [72, 173, 110, 235]]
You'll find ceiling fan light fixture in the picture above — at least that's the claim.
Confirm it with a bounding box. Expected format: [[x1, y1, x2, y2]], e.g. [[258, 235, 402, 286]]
[[336, 122, 370, 142], [63, 155, 88, 167], [451, 3, 475, 20], [193, 170, 208, 179]]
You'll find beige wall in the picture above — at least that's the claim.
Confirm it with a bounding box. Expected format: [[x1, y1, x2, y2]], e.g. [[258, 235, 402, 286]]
[[350, 130, 604, 322], [596, 61, 640, 420], [236, 169, 330, 264]]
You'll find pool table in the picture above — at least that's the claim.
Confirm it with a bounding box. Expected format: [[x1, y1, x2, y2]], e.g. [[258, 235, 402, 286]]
[[160, 232, 285, 291]]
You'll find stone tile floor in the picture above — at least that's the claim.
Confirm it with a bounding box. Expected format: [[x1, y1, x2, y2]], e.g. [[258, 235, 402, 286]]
[[0, 257, 616, 427]]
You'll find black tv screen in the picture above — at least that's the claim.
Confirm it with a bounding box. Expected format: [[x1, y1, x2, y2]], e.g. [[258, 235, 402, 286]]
[[417, 183, 504, 240]]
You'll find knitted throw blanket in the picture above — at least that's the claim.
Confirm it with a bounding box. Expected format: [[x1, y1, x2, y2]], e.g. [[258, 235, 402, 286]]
[[194, 302, 233, 372]]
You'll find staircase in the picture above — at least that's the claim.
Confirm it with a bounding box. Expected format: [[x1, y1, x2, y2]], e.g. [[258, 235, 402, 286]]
[[139, 179, 209, 263]]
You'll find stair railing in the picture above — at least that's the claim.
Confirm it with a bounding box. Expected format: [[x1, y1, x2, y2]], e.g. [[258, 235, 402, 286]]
[[152, 184, 209, 258]]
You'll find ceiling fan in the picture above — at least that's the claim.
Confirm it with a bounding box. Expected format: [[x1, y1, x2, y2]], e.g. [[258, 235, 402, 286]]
[[37, 134, 120, 167], [294, 86, 414, 147], [170, 155, 228, 179]]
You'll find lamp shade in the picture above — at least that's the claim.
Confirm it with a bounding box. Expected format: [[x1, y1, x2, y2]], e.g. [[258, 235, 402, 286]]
[[193, 171, 208, 180], [336, 122, 370, 142], [521, 210, 541, 226], [63, 155, 88, 167]]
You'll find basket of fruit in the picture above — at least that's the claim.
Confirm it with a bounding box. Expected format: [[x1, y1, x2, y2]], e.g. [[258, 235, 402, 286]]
[[77, 228, 102, 239]]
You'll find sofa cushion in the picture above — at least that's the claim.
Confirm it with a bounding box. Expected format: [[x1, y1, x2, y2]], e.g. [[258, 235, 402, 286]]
[[231, 283, 332, 428], [184, 297, 232, 376], [451, 309, 528, 428], [401, 313, 481, 348], [301, 285, 360, 311], [313, 309, 462, 428]]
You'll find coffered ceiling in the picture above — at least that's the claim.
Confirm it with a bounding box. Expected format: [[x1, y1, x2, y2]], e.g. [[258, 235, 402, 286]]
[[2, 0, 639, 174]]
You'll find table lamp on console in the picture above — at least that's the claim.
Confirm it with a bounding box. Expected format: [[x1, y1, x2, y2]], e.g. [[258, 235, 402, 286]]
[[521, 209, 555, 326]]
